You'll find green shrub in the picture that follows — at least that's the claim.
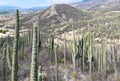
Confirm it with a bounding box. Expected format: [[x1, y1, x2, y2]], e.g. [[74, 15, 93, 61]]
[[0, 29, 8, 34]]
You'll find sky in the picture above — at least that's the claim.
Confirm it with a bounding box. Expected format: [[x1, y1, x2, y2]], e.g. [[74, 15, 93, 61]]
[[0, 0, 82, 8]]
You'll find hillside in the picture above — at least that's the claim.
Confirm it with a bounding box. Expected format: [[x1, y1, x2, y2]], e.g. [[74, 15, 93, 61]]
[[25, 4, 89, 27], [0, 4, 89, 29], [0, 2, 120, 81]]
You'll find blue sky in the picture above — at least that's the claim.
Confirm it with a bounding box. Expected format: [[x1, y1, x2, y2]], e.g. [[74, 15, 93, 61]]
[[0, 0, 82, 8]]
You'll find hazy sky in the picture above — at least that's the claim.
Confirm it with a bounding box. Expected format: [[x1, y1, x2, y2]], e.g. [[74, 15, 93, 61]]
[[0, 0, 82, 8]]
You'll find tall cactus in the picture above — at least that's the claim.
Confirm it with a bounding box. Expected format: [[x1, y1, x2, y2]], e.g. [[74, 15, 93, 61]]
[[113, 29, 118, 80], [11, 9, 19, 81], [37, 27, 41, 63], [71, 25, 77, 70], [51, 35, 54, 50], [54, 46, 59, 81], [30, 26, 38, 81], [98, 49, 101, 71], [51, 35, 54, 62], [82, 34, 85, 73], [6, 46, 12, 70], [64, 33, 67, 66], [2, 47, 6, 81], [38, 66, 42, 81], [88, 31, 93, 74]]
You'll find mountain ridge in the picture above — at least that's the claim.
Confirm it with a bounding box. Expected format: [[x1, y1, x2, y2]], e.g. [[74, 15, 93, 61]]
[[25, 4, 89, 27], [72, 0, 120, 10], [0, 6, 20, 10], [0, 6, 47, 11]]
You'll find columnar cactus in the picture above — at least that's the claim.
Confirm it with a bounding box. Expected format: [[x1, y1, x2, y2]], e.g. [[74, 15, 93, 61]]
[[11, 9, 19, 81], [51, 35, 54, 62], [38, 66, 42, 81], [76, 36, 83, 69], [102, 41, 107, 71], [28, 28, 31, 43], [82, 34, 85, 72], [64, 33, 67, 66], [2, 47, 6, 81], [51, 35, 54, 50], [71, 25, 77, 70], [101, 51, 103, 71], [37, 27, 41, 63], [54, 46, 59, 81], [30, 27, 33, 42], [30, 26, 38, 81], [6, 46, 12, 70], [98, 50, 101, 71], [113, 30, 118, 80], [88, 32, 93, 74]]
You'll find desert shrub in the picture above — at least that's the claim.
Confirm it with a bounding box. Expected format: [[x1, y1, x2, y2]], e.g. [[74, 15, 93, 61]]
[[72, 71, 78, 78], [0, 29, 8, 34]]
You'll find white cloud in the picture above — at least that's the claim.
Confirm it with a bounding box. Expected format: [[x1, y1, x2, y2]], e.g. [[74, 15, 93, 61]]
[[46, 0, 74, 4], [11, 1, 16, 4], [0, 1, 6, 5]]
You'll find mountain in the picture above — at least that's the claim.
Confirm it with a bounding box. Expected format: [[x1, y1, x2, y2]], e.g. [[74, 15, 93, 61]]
[[72, 0, 120, 10], [27, 7, 47, 11], [0, 6, 20, 10], [90, 0, 120, 10], [1, 4, 89, 28], [25, 4, 89, 27], [0, 6, 47, 14], [0, 6, 21, 14], [72, 0, 106, 9]]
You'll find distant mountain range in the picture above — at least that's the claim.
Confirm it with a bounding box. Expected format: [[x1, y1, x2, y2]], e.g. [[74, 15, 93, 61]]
[[26, 7, 47, 11], [72, 0, 120, 10], [0, 6, 47, 15], [0, 6, 21, 10], [1, 0, 120, 13], [2, 4, 89, 28], [72, 0, 106, 9], [0, 6, 47, 11]]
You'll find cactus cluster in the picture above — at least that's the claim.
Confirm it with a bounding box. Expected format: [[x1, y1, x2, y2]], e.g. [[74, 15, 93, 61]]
[[1, 9, 120, 81]]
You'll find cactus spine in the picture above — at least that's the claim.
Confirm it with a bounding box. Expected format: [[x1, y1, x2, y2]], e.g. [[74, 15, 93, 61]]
[[30, 26, 38, 81], [11, 9, 19, 81]]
